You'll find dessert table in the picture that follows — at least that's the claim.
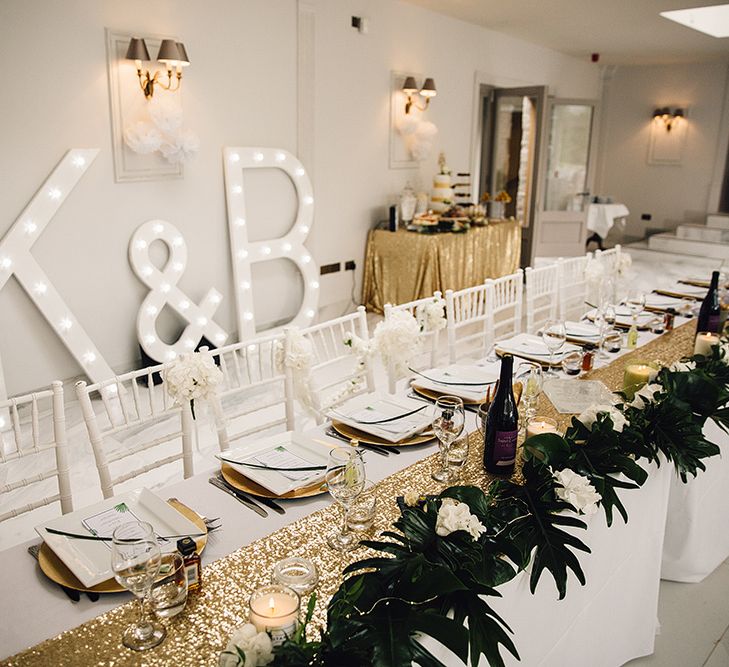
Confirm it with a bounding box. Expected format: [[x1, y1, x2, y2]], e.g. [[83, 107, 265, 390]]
[[362, 221, 521, 313], [0, 318, 717, 667]]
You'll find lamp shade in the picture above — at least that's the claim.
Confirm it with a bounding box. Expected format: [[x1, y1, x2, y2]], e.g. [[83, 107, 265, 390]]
[[420, 77, 437, 98], [402, 76, 418, 94], [157, 39, 181, 64], [125, 37, 150, 62], [674, 108, 685, 118], [176, 42, 190, 66]]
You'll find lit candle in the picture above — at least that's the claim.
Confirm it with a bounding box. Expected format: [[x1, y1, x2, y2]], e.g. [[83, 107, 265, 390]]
[[248, 585, 300, 646], [526, 417, 558, 439], [623, 363, 656, 400], [694, 332, 720, 357]]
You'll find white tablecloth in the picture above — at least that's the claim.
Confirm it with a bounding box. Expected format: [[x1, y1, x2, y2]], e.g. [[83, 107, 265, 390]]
[[661, 418, 729, 583], [587, 204, 629, 238]]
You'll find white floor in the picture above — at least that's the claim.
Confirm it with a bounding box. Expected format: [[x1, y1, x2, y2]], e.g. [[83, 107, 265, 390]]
[[2, 243, 728, 666]]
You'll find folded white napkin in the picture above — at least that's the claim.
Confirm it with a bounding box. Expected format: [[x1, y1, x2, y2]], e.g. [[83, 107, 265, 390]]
[[564, 321, 600, 338], [496, 333, 580, 363], [411, 363, 498, 402]]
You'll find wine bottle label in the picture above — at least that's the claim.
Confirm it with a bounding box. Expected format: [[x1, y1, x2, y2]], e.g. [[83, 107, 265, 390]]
[[708, 314, 721, 333], [493, 429, 517, 465]]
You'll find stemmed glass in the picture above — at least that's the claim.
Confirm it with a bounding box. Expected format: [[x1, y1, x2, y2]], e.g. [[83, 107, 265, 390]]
[[625, 290, 646, 326], [515, 362, 543, 433], [325, 447, 366, 552], [542, 319, 566, 377], [431, 396, 465, 483], [597, 303, 616, 360], [111, 521, 166, 651]]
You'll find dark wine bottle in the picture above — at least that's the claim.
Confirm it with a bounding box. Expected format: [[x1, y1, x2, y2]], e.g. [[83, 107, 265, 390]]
[[483, 354, 519, 475], [697, 271, 721, 334]]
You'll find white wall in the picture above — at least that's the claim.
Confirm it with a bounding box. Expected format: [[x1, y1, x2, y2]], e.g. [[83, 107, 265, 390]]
[[0, 0, 598, 395], [596, 61, 729, 240]]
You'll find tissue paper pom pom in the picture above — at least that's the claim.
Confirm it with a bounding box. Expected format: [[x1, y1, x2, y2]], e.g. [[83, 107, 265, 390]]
[[160, 128, 200, 164], [124, 121, 163, 154], [148, 95, 184, 132], [416, 120, 438, 139], [396, 115, 420, 136]]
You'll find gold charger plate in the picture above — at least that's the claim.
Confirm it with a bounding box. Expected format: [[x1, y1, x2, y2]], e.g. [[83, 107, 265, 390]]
[[37, 499, 208, 594], [330, 420, 434, 447], [413, 381, 523, 407], [653, 289, 703, 301], [221, 463, 328, 500], [411, 383, 490, 406]]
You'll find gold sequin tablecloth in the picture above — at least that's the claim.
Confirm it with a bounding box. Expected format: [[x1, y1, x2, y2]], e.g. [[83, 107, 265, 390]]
[[362, 220, 521, 313], [3, 322, 696, 666]]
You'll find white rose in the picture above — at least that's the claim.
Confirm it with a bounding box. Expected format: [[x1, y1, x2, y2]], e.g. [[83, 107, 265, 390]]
[[669, 360, 696, 373], [221, 624, 273, 667], [373, 310, 422, 375], [629, 382, 662, 409], [415, 298, 447, 333], [403, 490, 421, 507], [577, 403, 626, 433], [553, 468, 602, 515], [435, 500, 486, 541], [720, 342, 729, 365]]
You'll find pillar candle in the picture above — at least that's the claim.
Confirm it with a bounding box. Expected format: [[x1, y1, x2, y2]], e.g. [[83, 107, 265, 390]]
[[694, 332, 719, 357], [526, 417, 558, 439], [623, 363, 655, 400], [249, 585, 300, 646]]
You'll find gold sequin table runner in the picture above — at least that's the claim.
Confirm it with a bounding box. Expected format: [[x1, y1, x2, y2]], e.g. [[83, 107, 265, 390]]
[[3, 322, 695, 666], [362, 221, 522, 313]]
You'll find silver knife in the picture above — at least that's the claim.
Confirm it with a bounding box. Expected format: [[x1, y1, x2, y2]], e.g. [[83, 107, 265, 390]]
[[208, 477, 268, 517], [215, 474, 286, 515]]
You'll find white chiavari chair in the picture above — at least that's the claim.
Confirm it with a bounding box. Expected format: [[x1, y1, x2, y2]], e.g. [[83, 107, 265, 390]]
[[287, 305, 375, 423], [75, 365, 195, 499], [486, 270, 524, 348], [445, 283, 491, 363], [594, 244, 621, 276], [525, 264, 560, 334], [0, 382, 72, 524], [384, 292, 445, 392], [557, 254, 591, 321], [201, 333, 290, 452]]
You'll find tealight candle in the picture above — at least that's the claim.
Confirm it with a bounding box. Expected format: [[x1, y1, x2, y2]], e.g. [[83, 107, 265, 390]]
[[526, 417, 558, 439], [694, 332, 719, 357], [623, 363, 656, 400], [248, 584, 300, 646]]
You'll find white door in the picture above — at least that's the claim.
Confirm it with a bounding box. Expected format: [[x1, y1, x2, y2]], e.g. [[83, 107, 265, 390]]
[[532, 99, 597, 260]]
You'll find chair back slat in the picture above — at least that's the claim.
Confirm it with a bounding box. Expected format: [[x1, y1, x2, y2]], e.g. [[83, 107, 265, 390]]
[[0, 381, 73, 524], [557, 254, 590, 322], [525, 265, 559, 334]]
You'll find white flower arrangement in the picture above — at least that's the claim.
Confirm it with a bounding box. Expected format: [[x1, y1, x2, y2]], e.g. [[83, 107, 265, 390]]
[[577, 403, 627, 433], [415, 297, 447, 333], [403, 489, 421, 507], [435, 498, 487, 541], [720, 342, 729, 365], [616, 253, 632, 278], [219, 623, 274, 667], [373, 310, 421, 377], [162, 352, 223, 404], [552, 468, 602, 516], [275, 329, 317, 414], [669, 359, 696, 373], [629, 382, 662, 409]]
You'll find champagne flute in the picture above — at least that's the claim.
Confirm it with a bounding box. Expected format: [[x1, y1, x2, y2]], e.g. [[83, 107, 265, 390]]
[[325, 447, 366, 552], [515, 362, 543, 432], [111, 521, 166, 651], [431, 396, 465, 483], [542, 319, 566, 377]]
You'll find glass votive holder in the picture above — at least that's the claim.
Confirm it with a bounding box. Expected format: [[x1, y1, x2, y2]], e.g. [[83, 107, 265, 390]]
[[602, 329, 623, 354], [526, 416, 558, 440], [694, 331, 720, 357], [248, 584, 300, 646], [271, 557, 319, 597], [650, 318, 665, 334], [446, 435, 469, 483], [561, 350, 583, 376], [679, 298, 696, 318], [346, 480, 377, 533], [149, 552, 187, 619], [623, 361, 658, 400]]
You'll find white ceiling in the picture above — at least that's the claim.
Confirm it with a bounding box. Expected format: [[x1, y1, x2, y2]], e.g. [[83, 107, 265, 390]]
[[400, 0, 729, 65]]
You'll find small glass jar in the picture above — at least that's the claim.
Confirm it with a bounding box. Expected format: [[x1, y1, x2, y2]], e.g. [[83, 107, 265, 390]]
[[602, 329, 623, 354], [561, 350, 583, 376], [650, 317, 666, 334], [664, 309, 676, 331], [581, 344, 595, 371], [271, 557, 319, 597], [249, 584, 300, 647], [526, 416, 558, 439]]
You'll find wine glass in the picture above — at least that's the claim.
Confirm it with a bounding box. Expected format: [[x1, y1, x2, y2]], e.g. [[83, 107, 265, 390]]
[[542, 319, 566, 377], [515, 362, 543, 432], [111, 521, 166, 651], [431, 396, 465, 483], [625, 290, 646, 325], [325, 447, 366, 552]]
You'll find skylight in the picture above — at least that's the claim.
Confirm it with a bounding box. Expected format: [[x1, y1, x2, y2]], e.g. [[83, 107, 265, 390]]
[[660, 4, 729, 38]]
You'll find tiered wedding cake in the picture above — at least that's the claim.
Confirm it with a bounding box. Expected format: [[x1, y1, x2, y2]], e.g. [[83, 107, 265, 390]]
[[430, 153, 454, 213]]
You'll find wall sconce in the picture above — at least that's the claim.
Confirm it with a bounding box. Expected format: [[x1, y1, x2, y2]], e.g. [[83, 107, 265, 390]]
[[402, 76, 437, 114], [125, 38, 190, 99], [652, 107, 684, 132]]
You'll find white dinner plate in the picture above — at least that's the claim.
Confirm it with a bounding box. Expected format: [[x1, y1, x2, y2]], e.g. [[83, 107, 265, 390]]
[[495, 333, 581, 366], [221, 431, 331, 497], [410, 363, 498, 402], [35, 488, 202, 588]]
